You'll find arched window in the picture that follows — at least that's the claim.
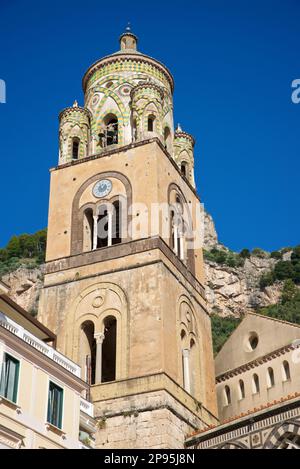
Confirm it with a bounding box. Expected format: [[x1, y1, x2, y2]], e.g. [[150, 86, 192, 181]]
[[100, 114, 118, 147], [93, 201, 122, 250], [133, 119, 137, 141], [171, 196, 185, 261], [83, 208, 93, 252], [282, 360, 291, 382], [72, 138, 80, 160], [224, 385, 231, 406], [112, 201, 122, 245], [181, 162, 188, 178], [238, 379, 245, 399], [164, 127, 172, 153], [97, 205, 109, 249], [252, 373, 260, 394], [101, 316, 117, 383], [148, 115, 155, 132], [267, 367, 275, 388], [80, 321, 96, 385]]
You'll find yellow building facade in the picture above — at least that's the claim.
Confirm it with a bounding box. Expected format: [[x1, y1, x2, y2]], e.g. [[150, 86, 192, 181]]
[[0, 281, 96, 449], [38, 28, 218, 448]]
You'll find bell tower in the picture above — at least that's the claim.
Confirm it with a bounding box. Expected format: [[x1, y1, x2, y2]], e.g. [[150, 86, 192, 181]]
[[38, 28, 218, 449]]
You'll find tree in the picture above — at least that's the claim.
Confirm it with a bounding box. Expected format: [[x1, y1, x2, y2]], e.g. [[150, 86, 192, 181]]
[[259, 271, 275, 289], [211, 314, 241, 355], [239, 249, 251, 259], [274, 261, 295, 281], [281, 279, 297, 304], [270, 250, 282, 260], [252, 248, 268, 258], [6, 236, 21, 258]]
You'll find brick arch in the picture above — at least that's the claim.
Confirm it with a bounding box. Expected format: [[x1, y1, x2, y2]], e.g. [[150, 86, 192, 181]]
[[264, 420, 300, 449], [219, 442, 247, 449], [71, 171, 132, 255]]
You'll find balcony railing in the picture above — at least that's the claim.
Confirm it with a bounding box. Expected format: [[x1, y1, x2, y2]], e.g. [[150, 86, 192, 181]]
[[0, 312, 81, 377], [80, 397, 94, 417]]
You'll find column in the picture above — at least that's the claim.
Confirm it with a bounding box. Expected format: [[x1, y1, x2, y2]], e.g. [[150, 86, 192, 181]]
[[179, 234, 185, 260], [182, 348, 191, 394], [173, 224, 178, 255], [93, 215, 98, 250], [94, 332, 105, 384]]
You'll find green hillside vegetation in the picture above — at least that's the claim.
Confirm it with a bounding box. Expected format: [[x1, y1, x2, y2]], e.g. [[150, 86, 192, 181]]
[[211, 314, 242, 355], [259, 245, 300, 289], [0, 229, 47, 278], [203, 246, 272, 268], [211, 279, 300, 354]]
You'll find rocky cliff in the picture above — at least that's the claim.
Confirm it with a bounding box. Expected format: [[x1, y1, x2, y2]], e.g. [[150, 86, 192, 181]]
[[2, 267, 43, 316], [1, 214, 290, 318]]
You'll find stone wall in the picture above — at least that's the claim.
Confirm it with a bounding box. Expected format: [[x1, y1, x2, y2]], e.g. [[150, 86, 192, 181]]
[[94, 390, 205, 449]]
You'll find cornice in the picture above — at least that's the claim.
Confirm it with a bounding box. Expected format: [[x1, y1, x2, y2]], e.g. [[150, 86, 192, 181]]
[[130, 81, 165, 100], [82, 53, 174, 94], [174, 130, 195, 147], [216, 342, 300, 382], [59, 106, 92, 122]]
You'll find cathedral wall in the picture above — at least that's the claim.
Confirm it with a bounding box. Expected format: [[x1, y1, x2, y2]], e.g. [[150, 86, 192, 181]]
[[46, 140, 203, 284], [93, 390, 205, 449]]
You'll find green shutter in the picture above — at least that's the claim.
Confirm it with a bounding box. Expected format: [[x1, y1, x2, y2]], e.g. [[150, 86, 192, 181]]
[[47, 382, 63, 429], [0, 353, 20, 403]]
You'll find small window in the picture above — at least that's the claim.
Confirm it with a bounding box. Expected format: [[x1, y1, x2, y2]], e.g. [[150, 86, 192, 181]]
[[181, 162, 188, 178], [252, 373, 260, 394], [267, 367, 275, 388], [148, 116, 155, 132], [72, 138, 80, 159], [282, 360, 291, 382], [0, 353, 19, 403], [238, 379, 245, 399], [47, 381, 64, 429], [224, 385, 231, 406]]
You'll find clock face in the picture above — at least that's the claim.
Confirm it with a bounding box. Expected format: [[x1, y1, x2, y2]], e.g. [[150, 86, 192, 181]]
[[93, 179, 112, 198]]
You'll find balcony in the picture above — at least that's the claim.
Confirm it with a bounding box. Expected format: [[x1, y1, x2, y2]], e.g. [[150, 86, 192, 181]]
[[80, 397, 94, 418], [0, 312, 81, 377]]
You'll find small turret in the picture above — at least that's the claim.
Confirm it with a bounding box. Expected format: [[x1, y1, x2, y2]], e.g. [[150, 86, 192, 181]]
[[119, 24, 138, 52], [58, 103, 91, 165], [174, 124, 196, 187]]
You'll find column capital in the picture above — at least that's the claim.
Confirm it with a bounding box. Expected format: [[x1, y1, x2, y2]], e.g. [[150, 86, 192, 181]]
[[94, 332, 105, 344], [182, 348, 190, 358]]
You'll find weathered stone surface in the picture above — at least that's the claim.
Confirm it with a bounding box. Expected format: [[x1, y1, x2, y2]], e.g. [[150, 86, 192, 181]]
[[2, 267, 43, 315]]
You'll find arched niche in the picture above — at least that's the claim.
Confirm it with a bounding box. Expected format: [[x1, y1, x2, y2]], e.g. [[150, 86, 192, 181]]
[[67, 282, 128, 383], [71, 172, 132, 255]]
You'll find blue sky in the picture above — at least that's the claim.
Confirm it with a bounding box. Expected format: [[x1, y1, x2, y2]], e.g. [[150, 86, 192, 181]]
[[0, 0, 299, 252]]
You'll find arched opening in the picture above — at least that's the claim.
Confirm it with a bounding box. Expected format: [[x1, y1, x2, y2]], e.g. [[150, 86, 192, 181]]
[[267, 367, 275, 388], [189, 338, 196, 396], [170, 198, 185, 260], [97, 205, 109, 249], [282, 360, 291, 382], [238, 379, 245, 399], [80, 321, 96, 385], [252, 373, 260, 394], [83, 208, 93, 252], [101, 316, 117, 383], [164, 127, 172, 153], [133, 118, 137, 141], [147, 115, 155, 132], [99, 114, 118, 147], [180, 161, 188, 178], [112, 201, 122, 245], [72, 138, 80, 160], [224, 385, 231, 406]]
